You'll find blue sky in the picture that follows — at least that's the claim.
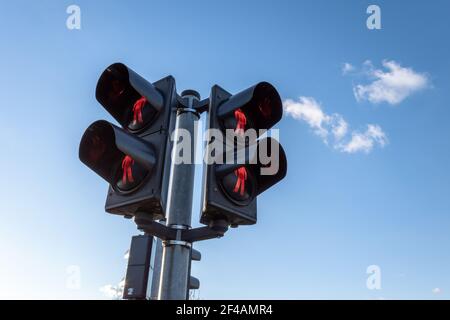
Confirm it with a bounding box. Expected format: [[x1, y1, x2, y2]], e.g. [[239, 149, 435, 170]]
[[0, 0, 449, 299]]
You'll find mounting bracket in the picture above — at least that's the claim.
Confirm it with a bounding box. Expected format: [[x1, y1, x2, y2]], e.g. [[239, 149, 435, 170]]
[[177, 94, 209, 114], [134, 212, 228, 243]]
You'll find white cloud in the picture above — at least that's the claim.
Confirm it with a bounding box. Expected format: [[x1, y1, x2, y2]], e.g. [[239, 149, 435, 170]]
[[100, 279, 125, 300], [100, 285, 121, 299], [331, 115, 348, 141], [432, 288, 442, 295], [342, 62, 355, 75], [336, 124, 388, 154], [283, 97, 348, 144], [283, 97, 387, 154], [352, 60, 429, 105], [283, 97, 328, 139]]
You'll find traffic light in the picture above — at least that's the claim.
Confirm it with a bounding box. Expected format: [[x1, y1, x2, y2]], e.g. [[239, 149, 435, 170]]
[[188, 248, 201, 293], [79, 63, 177, 220], [80, 62, 289, 300], [201, 83, 287, 226], [123, 235, 153, 300]]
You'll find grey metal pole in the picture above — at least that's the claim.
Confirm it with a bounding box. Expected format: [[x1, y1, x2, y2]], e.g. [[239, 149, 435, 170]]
[[149, 237, 163, 300], [158, 90, 200, 300]]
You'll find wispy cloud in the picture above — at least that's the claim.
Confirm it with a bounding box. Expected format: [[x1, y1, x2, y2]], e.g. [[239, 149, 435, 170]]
[[432, 288, 442, 295], [336, 124, 388, 154], [100, 278, 125, 300], [342, 62, 355, 75], [349, 60, 429, 105], [283, 97, 387, 154], [283, 97, 348, 144]]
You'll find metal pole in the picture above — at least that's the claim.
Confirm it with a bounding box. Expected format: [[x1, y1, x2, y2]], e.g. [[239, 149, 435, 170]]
[[149, 237, 163, 300], [158, 90, 200, 300]]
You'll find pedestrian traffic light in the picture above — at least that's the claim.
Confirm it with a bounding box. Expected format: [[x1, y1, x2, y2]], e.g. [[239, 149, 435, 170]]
[[79, 63, 177, 220], [80, 63, 289, 301], [188, 248, 201, 293], [201, 83, 287, 226], [123, 235, 153, 300]]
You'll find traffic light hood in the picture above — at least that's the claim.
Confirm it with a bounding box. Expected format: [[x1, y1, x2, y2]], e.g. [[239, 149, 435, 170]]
[[217, 82, 282, 131], [214, 137, 287, 197], [95, 63, 164, 129], [79, 120, 156, 187], [253, 137, 287, 195]]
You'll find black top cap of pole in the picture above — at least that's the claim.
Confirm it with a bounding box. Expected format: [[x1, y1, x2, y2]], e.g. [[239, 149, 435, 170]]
[[181, 89, 200, 100]]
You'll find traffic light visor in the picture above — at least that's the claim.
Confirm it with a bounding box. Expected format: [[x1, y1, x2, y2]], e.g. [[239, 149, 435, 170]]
[[214, 137, 287, 205], [95, 63, 164, 132], [253, 137, 287, 195], [79, 120, 156, 192], [217, 82, 282, 132]]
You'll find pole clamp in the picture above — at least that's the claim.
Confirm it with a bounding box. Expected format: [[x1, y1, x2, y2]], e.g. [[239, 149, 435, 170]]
[[176, 94, 207, 116], [177, 107, 200, 118], [169, 224, 190, 230], [163, 240, 192, 248]]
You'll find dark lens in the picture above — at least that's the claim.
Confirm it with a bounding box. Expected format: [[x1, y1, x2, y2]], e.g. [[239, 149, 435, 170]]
[[257, 97, 273, 119]]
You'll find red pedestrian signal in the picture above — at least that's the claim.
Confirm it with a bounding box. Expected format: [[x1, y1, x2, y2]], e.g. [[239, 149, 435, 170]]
[[79, 63, 177, 219], [201, 84, 287, 226]]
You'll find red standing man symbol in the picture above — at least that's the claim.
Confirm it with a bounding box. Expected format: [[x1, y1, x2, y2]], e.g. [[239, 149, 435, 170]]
[[132, 96, 147, 125], [233, 167, 248, 196], [234, 108, 247, 135], [121, 155, 135, 185]]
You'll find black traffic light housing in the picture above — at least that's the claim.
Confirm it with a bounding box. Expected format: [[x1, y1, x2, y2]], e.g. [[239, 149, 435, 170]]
[[200, 84, 287, 226], [123, 235, 153, 300], [216, 82, 282, 132], [79, 63, 177, 220], [96, 63, 168, 134]]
